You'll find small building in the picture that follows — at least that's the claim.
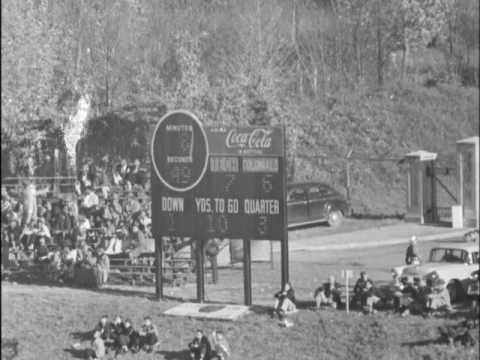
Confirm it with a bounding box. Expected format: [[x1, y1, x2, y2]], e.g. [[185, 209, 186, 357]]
[[404, 150, 437, 224], [456, 136, 479, 228]]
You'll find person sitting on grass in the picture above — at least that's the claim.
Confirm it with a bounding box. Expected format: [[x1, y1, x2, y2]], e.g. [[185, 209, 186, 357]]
[[352, 271, 380, 314], [397, 277, 422, 317], [138, 316, 159, 353], [94, 315, 113, 347], [467, 270, 479, 326], [210, 330, 231, 360], [425, 276, 452, 316], [109, 315, 124, 351], [273, 282, 297, 319], [314, 275, 341, 310], [188, 329, 211, 360], [84, 330, 106, 360], [118, 318, 140, 354]]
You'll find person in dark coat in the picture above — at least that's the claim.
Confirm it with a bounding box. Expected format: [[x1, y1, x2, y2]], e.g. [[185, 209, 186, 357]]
[[110, 315, 124, 351], [118, 319, 140, 353], [188, 329, 211, 360], [352, 271, 381, 313], [93, 315, 112, 343], [405, 236, 420, 265]]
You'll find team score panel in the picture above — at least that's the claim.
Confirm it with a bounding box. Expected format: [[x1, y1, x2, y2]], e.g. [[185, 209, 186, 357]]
[[169, 165, 192, 185], [206, 214, 229, 235]]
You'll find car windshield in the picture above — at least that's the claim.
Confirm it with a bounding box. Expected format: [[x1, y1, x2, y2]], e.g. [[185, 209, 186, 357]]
[[429, 248, 469, 263]]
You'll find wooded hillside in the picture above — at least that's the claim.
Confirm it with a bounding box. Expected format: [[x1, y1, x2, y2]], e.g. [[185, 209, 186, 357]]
[[1, 0, 478, 214]]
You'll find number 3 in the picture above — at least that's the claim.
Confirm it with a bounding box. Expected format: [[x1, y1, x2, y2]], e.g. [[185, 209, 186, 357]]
[[258, 215, 268, 235]]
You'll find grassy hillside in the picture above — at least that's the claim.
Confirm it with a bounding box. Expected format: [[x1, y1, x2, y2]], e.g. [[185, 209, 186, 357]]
[[292, 82, 479, 215]]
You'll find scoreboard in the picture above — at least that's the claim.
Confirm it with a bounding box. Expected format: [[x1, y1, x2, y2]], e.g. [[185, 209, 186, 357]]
[[151, 112, 286, 241]]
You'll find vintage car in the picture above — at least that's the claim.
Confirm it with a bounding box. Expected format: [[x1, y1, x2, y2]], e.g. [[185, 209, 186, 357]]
[[287, 182, 350, 228], [392, 241, 479, 303]]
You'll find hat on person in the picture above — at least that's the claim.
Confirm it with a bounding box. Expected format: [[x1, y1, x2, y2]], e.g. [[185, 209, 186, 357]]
[[410, 236, 417, 244]]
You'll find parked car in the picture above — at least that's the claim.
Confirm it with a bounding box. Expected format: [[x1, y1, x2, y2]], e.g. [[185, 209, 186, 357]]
[[287, 182, 349, 228], [392, 241, 479, 303]]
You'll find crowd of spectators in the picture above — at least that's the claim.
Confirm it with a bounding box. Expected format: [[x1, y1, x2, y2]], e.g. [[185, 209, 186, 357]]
[[1, 157, 153, 286]]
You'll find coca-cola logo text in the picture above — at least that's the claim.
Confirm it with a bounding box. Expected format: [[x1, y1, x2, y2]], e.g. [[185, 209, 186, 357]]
[[225, 129, 272, 149]]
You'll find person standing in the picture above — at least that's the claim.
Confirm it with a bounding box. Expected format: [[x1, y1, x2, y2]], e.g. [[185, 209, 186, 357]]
[[96, 247, 110, 287], [405, 236, 420, 265]]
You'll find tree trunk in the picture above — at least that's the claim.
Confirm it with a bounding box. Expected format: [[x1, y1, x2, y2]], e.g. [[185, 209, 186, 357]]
[[256, 0, 262, 61], [376, 21, 384, 86], [292, 0, 305, 95]]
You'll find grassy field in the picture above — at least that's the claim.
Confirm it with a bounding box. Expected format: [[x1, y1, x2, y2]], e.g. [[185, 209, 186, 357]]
[[2, 283, 478, 360]]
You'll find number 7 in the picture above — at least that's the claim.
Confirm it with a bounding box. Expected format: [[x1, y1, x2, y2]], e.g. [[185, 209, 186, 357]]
[[262, 174, 273, 193]]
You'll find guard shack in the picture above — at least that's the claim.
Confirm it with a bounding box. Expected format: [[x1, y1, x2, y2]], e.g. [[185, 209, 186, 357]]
[[456, 136, 479, 228], [404, 150, 438, 224]]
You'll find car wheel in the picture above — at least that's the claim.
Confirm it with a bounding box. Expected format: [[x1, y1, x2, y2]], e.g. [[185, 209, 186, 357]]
[[327, 210, 343, 227]]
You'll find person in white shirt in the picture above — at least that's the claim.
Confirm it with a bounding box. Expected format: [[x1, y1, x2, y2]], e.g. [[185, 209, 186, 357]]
[[105, 231, 123, 255], [82, 188, 99, 211], [36, 217, 52, 243], [77, 214, 91, 243]]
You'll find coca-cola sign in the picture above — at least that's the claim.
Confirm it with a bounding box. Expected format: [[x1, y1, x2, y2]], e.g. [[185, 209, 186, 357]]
[[206, 126, 283, 156], [226, 128, 273, 149]]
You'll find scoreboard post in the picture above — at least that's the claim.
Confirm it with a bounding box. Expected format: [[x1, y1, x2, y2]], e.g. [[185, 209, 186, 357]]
[[151, 110, 288, 305]]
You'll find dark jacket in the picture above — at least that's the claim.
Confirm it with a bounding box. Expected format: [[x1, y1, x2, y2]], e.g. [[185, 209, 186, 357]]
[[274, 288, 296, 304], [111, 321, 125, 338], [94, 321, 112, 340], [354, 278, 374, 296], [405, 244, 418, 265], [189, 336, 211, 360], [36, 245, 49, 260]]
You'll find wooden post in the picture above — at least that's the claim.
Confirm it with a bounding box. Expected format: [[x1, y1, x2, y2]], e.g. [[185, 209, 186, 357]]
[[431, 161, 438, 223], [243, 238, 252, 306], [270, 240, 274, 269], [345, 273, 349, 314], [211, 255, 218, 284], [346, 161, 351, 205], [281, 125, 290, 288], [196, 238, 205, 303], [155, 236, 163, 300], [53, 148, 59, 193]]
